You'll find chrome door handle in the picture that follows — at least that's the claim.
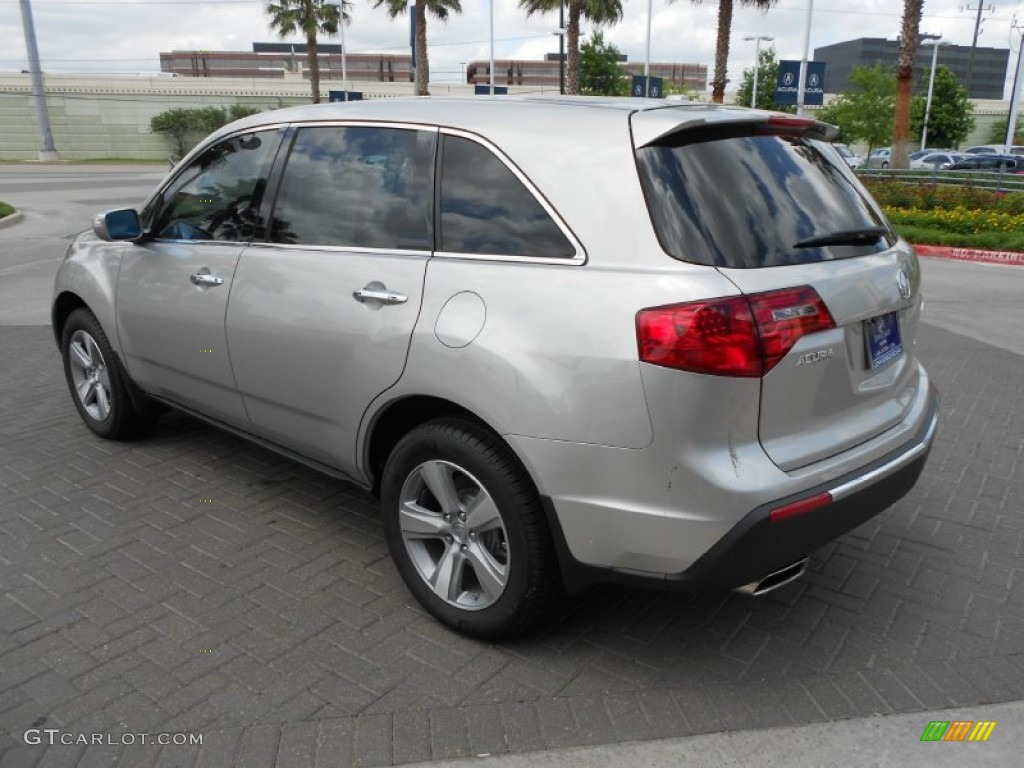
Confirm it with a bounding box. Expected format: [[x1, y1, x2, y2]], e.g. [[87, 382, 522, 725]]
[[190, 273, 224, 286], [353, 288, 408, 305]]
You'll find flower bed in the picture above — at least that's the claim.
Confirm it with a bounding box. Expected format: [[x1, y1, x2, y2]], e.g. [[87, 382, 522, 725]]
[[860, 179, 1024, 251]]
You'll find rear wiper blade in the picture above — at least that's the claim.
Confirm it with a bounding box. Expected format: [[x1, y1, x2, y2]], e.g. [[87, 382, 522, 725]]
[[794, 226, 888, 249]]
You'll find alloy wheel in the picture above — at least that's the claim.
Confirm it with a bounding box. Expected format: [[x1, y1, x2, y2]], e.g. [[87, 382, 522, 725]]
[[398, 459, 510, 611]]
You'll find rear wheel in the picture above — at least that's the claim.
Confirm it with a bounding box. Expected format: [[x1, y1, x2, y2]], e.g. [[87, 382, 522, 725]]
[[380, 418, 561, 639], [61, 308, 159, 439]]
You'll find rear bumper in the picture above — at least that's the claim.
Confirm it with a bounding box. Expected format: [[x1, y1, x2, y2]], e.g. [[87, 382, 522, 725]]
[[540, 384, 939, 594], [671, 391, 937, 591]]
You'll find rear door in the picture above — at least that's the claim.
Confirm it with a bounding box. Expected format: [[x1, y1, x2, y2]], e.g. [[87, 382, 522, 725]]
[[632, 114, 924, 471], [225, 123, 435, 475]]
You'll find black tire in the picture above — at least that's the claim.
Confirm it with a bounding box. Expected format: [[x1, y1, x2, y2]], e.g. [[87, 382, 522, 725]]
[[881, 161, 889, 169], [380, 418, 562, 639], [60, 308, 159, 439]]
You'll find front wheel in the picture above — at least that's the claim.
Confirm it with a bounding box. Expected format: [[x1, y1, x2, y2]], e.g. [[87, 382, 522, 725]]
[[380, 418, 561, 639], [61, 308, 159, 439]]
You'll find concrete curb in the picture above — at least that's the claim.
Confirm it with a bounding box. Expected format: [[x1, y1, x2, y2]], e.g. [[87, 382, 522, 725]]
[[406, 700, 1024, 768], [0, 211, 23, 230], [914, 243, 1024, 266]]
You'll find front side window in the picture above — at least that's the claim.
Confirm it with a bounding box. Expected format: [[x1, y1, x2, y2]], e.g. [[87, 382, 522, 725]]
[[439, 135, 575, 258], [150, 131, 279, 242], [636, 133, 895, 268], [268, 125, 433, 250]]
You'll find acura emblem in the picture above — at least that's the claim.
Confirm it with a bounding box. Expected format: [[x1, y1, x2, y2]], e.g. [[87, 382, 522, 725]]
[[896, 267, 911, 300]]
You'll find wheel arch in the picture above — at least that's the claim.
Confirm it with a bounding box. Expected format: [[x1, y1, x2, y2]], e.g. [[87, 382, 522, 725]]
[[51, 291, 89, 347], [364, 395, 513, 497]]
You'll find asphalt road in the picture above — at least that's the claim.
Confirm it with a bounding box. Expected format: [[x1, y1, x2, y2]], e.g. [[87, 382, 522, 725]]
[[1, 164, 1022, 768], [0, 164, 167, 326]]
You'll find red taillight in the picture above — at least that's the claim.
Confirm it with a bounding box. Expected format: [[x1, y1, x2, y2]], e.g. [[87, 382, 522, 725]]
[[747, 286, 836, 371], [756, 115, 816, 136], [636, 286, 835, 377], [769, 492, 833, 523], [637, 296, 761, 377]]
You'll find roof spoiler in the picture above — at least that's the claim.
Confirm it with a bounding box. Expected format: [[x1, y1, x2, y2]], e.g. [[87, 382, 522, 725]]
[[634, 110, 838, 148]]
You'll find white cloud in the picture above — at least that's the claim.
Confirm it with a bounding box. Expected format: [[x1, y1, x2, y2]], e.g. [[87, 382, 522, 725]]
[[0, 0, 1020, 93]]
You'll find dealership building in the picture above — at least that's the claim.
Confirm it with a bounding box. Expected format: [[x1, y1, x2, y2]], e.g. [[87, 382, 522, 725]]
[[814, 38, 1010, 100]]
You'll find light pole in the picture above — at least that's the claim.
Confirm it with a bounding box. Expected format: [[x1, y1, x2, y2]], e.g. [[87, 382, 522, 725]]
[[920, 35, 945, 150], [327, 1, 349, 95], [743, 35, 774, 108], [18, 0, 57, 159], [1006, 23, 1024, 150], [643, 0, 653, 96], [553, 26, 566, 94], [796, 0, 814, 116]]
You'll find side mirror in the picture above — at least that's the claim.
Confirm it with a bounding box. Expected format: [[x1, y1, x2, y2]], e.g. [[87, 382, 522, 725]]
[[93, 209, 142, 242]]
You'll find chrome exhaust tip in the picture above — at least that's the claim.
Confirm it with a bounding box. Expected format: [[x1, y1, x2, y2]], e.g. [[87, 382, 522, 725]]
[[735, 558, 809, 596]]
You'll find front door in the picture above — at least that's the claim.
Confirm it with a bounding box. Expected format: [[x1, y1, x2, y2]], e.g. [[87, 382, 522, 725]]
[[117, 129, 281, 427]]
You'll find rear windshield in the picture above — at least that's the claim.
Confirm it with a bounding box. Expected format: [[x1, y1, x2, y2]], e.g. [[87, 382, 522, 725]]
[[635, 134, 895, 268]]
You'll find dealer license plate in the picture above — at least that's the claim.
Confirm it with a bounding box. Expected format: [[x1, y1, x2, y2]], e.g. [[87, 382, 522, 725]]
[[865, 311, 903, 369]]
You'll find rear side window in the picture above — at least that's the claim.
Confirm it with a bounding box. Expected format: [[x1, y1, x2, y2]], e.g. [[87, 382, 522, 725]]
[[269, 125, 433, 250], [440, 135, 575, 258], [635, 135, 895, 268]]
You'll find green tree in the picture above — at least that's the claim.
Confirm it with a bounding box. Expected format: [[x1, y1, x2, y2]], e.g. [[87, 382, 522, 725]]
[[266, 0, 344, 104], [735, 44, 793, 112], [911, 66, 974, 149], [988, 116, 1024, 145], [579, 32, 627, 96], [672, 0, 777, 104], [892, 0, 924, 168], [520, 0, 623, 96], [817, 64, 896, 157], [376, 0, 460, 96], [150, 105, 265, 157], [229, 104, 262, 121], [150, 109, 194, 157]]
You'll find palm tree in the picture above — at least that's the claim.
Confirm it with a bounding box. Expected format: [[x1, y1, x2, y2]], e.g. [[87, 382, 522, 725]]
[[266, 0, 346, 104], [520, 0, 623, 96], [675, 0, 776, 104], [376, 0, 462, 96], [892, 0, 924, 169]]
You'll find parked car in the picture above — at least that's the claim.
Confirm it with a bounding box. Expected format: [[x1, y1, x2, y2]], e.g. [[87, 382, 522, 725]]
[[53, 98, 938, 638], [962, 144, 1024, 155], [867, 147, 892, 168], [834, 143, 864, 169], [948, 154, 1024, 173], [910, 151, 965, 170]]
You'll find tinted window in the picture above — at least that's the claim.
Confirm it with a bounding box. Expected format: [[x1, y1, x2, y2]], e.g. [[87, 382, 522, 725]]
[[440, 135, 575, 258], [151, 131, 278, 242], [269, 126, 433, 250], [636, 134, 895, 268]]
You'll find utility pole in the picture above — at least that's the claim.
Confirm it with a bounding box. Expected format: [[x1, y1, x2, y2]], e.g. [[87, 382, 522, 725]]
[[962, 2, 995, 96], [18, 0, 57, 160]]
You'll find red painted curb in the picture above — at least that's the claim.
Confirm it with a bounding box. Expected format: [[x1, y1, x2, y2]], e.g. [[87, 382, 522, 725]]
[[913, 243, 1024, 266]]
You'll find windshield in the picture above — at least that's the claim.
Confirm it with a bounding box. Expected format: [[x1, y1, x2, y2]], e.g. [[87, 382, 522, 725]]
[[635, 133, 895, 268]]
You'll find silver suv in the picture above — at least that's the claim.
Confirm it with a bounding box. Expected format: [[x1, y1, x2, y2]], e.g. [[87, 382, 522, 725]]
[[53, 98, 938, 638]]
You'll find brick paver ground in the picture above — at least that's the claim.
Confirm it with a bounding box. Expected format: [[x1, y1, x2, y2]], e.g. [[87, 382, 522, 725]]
[[0, 322, 1021, 767]]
